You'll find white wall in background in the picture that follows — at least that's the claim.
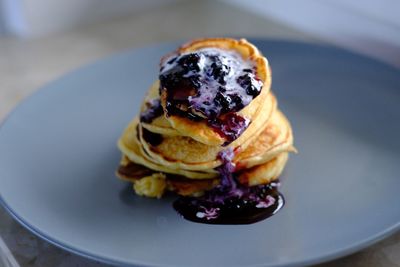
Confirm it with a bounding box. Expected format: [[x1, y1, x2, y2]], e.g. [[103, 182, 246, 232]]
[[223, 0, 400, 67], [0, 0, 179, 37]]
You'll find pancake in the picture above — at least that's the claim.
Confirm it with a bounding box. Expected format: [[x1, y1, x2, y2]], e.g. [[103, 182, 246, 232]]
[[234, 109, 296, 169], [237, 152, 289, 186], [118, 118, 217, 179]]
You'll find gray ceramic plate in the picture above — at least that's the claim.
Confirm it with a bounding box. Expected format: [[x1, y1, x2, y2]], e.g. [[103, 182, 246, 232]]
[[1, 40, 400, 267]]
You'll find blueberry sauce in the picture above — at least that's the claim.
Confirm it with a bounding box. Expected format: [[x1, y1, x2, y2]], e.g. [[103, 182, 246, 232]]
[[209, 113, 250, 145], [140, 99, 163, 123], [173, 149, 284, 224], [159, 48, 263, 119]]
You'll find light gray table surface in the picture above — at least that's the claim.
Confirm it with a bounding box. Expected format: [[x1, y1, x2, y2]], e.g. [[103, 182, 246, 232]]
[[0, 1, 399, 266]]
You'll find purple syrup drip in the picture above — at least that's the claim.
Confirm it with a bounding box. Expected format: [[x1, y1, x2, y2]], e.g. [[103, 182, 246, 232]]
[[140, 99, 163, 123], [213, 148, 241, 199], [205, 148, 281, 205], [173, 149, 284, 225], [208, 113, 250, 145]]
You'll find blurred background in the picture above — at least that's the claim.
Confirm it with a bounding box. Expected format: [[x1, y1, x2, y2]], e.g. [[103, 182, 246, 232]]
[[1, 1, 400, 266]]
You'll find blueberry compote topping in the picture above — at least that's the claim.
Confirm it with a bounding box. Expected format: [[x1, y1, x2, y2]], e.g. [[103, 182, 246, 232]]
[[160, 48, 263, 118], [140, 99, 163, 123], [173, 148, 284, 224], [160, 48, 263, 143]]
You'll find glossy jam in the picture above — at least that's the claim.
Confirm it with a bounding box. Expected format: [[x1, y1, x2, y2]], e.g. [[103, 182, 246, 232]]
[[173, 149, 284, 224], [140, 99, 163, 123], [209, 113, 250, 145], [159, 48, 263, 119], [173, 182, 284, 225]]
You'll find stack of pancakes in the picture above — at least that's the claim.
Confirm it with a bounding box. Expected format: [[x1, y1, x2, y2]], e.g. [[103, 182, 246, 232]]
[[117, 38, 295, 198]]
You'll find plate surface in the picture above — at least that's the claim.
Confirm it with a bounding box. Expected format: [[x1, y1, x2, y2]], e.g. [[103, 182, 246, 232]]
[[1, 40, 400, 267]]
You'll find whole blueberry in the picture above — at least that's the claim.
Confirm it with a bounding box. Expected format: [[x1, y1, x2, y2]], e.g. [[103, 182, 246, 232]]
[[214, 92, 231, 112], [230, 94, 244, 110], [177, 53, 201, 72]]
